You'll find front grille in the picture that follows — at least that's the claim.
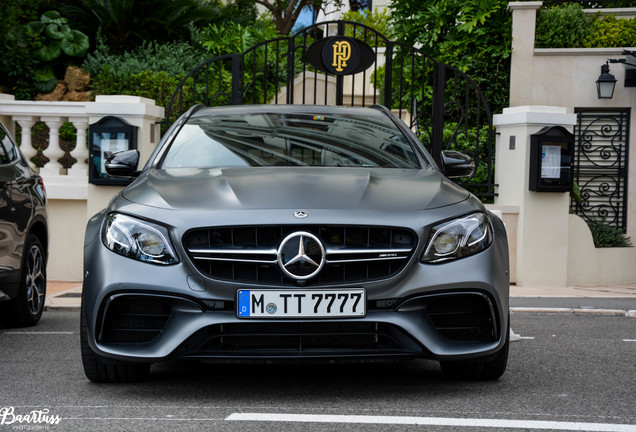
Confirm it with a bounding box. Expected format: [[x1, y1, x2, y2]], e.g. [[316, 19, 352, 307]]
[[427, 293, 498, 342], [100, 296, 172, 344], [184, 225, 417, 286], [191, 322, 422, 356]]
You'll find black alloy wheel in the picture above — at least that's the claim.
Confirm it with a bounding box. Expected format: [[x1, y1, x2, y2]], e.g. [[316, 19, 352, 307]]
[[0, 234, 46, 327]]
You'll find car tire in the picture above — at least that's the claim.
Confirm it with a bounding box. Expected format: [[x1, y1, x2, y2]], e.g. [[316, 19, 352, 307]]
[[0, 234, 46, 327], [440, 321, 510, 381], [80, 302, 151, 383]]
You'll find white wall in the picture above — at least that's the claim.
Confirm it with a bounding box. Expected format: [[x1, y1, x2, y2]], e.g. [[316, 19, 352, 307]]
[[503, 2, 636, 286], [509, 1, 636, 242]]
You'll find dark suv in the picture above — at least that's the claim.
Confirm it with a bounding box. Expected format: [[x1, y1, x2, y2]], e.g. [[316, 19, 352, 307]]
[[0, 122, 48, 327]]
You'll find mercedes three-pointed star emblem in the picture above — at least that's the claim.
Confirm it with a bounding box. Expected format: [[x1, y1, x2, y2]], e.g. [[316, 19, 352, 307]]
[[277, 231, 325, 280]]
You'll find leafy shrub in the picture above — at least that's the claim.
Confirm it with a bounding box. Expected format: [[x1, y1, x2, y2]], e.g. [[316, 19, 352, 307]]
[[535, 4, 592, 48], [198, 18, 279, 57], [587, 222, 633, 248], [90, 69, 184, 111], [26, 11, 90, 93], [84, 33, 208, 112], [536, 4, 636, 48], [82, 34, 207, 78], [584, 13, 636, 48]]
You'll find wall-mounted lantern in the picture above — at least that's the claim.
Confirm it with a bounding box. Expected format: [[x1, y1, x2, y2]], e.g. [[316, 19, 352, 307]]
[[596, 62, 617, 99], [89, 116, 138, 185], [529, 126, 574, 193]]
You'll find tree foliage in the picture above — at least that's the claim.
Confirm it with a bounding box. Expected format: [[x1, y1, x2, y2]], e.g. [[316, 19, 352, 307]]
[[58, 0, 246, 52], [256, 0, 343, 35], [0, 0, 42, 98], [388, 0, 512, 115]]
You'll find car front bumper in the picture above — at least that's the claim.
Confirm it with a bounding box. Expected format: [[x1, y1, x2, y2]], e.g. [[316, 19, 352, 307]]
[[82, 211, 509, 364]]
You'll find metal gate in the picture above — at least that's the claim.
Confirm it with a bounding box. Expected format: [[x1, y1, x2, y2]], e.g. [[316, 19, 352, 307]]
[[165, 21, 495, 199], [571, 108, 631, 230]]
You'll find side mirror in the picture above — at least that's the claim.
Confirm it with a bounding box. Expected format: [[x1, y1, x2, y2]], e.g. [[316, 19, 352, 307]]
[[441, 150, 475, 179], [105, 150, 140, 178]]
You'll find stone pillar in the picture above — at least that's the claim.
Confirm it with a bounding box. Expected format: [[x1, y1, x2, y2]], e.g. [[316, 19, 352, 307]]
[[493, 106, 577, 287], [508, 2, 542, 107]]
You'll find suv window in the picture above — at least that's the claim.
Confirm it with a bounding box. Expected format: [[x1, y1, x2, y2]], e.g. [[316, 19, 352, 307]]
[[0, 125, 18, 165]]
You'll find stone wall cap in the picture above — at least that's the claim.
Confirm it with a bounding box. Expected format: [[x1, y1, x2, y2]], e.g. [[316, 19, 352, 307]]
[[502, 105, 568, 114], [94, 95, 156, 105], [494, 106, 577, 127], [508, 1, 542, 11]]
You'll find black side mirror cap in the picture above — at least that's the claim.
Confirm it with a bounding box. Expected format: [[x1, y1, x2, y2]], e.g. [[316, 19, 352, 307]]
[[105, 150, 140, 178], [441, 150, 475, 179]]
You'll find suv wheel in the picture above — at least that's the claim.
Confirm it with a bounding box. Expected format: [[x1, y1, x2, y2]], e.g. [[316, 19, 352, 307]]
[[0, 234, 46, 327]]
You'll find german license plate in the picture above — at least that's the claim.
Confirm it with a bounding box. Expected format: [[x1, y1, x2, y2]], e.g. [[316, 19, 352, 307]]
[[237, 289, 366, 318]]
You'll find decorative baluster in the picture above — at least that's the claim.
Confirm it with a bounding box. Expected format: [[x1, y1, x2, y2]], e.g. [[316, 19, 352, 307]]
[[68, 118, 89, 176], [14, 116, 37, 168], [39, 117, 64, 176]]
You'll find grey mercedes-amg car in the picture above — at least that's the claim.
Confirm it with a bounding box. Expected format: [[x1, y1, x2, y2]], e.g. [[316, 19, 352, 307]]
[[81, 104, 509, 383]]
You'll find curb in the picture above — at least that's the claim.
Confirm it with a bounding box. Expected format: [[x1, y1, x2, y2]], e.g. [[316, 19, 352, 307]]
[[511, 307, 635, 317]]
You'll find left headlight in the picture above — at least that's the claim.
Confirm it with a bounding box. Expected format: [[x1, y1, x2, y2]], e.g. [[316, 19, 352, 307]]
[[421, 213, 493, 264], [102, 213, 179, 265]]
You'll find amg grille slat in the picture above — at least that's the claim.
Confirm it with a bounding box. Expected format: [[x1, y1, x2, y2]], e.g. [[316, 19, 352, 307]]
[[184, 225, 417, 286]]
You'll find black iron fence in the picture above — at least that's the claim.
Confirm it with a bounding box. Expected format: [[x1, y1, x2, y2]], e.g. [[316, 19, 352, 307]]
[[572, 108, 631, 230], [165, 21, 496, 199]]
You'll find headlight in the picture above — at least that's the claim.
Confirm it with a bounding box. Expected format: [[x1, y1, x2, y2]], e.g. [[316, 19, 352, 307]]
[[421, 213, 493, 263], [102, 214, 179, 265]]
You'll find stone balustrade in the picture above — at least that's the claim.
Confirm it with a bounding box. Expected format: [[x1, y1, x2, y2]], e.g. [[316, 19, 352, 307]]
[[0, 94, 164, 200]]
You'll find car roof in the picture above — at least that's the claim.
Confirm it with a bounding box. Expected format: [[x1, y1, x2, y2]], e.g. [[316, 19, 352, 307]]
[[190, 104, 387, 118]]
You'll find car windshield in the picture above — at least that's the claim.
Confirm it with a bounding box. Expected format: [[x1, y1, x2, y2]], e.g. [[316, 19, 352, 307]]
[[161, 110, 422, 169]]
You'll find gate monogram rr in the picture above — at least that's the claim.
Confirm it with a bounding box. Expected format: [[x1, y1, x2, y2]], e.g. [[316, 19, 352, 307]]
[[166, 20, 496, 199]]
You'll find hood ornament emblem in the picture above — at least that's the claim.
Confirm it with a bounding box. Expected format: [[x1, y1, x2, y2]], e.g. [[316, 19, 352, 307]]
[[294, 210, 309, 219]]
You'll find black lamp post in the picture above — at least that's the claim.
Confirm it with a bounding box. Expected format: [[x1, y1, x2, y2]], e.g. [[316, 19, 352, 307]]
[[596, 62, 617, 99]]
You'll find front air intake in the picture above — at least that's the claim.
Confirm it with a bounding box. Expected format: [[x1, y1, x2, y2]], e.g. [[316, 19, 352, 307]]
[[427, 293, 498, 342], [99, 295, 172, 344]]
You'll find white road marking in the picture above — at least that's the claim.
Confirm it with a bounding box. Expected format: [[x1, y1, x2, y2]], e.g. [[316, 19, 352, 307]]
[[63, 417, 225, 422], [623, 339, 636, 342], [225, 413, 636, 431]]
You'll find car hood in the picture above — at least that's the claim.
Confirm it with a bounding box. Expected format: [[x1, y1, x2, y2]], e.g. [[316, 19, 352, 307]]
[[121, 167, 470, 212]]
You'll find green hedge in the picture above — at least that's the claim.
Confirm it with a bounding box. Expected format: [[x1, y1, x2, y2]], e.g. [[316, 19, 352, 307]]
[[536, 4, 636, 48]]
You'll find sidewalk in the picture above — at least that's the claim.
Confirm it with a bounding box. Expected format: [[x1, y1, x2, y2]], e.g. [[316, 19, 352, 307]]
[[45, 281, 636, 317]]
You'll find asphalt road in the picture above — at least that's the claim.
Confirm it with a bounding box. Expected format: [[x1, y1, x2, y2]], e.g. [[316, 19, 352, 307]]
[[0, 309, 635, 432]]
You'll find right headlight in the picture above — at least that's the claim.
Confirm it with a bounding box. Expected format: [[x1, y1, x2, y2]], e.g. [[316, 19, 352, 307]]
[[421, 213, 493, 264], [102, 213, 179, 265]]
